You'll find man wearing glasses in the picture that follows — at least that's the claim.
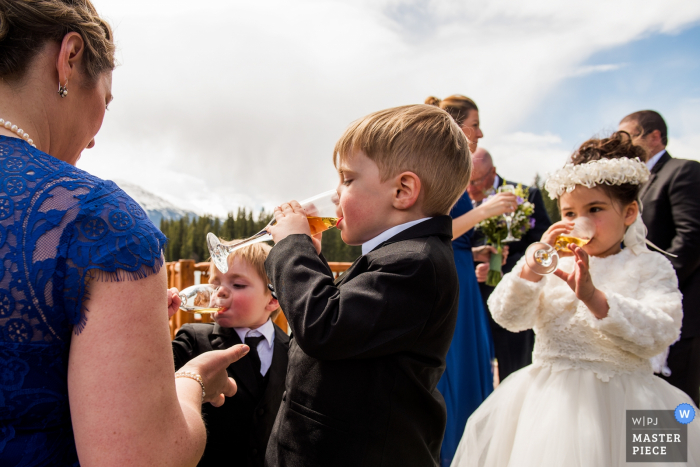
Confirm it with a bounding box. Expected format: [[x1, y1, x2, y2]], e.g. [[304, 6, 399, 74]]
[[469, 148, 551, 382]]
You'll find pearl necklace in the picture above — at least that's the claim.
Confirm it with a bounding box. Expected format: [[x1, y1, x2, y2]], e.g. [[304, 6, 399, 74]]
[[0, 118, 36, 148]]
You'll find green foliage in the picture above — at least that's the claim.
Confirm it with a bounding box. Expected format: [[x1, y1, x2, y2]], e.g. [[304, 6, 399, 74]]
[[321, 227, 362, 262], [160, 209, 361, 263], [533, 174, 561, 223]]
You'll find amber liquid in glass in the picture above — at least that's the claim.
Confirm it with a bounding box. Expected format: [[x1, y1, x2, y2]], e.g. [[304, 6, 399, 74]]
[[192, 308, 222, 314], [555, 235, 590, 253], [307, 216, 339, 235]]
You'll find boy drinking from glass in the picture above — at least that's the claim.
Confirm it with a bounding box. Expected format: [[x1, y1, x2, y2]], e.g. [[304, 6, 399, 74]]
[[171, 243, 288, 467], [265, 104, 472, 466]]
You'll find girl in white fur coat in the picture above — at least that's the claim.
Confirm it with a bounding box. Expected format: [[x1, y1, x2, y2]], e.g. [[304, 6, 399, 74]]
[[452, 132, 699, 467]]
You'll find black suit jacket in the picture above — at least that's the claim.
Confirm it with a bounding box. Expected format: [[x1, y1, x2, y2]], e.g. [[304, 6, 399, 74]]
[[173, 322, 290, 467], [474, 175, 551, 276], [264, 216, 459, 467], [640, 152, 700, 338]]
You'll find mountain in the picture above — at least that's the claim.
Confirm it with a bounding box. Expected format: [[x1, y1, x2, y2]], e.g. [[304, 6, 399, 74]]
[[115, 180, 198, 227]]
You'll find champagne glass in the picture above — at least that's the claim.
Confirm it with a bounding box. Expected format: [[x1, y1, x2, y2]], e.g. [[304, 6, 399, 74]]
[[208, 189, 341, 273], [525, 217, 596, 275], [178, 284, 221, 313], [498, 184, 518, 243]]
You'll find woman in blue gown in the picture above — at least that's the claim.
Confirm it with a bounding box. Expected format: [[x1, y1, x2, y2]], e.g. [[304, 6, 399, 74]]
[[426, 95, 518, 466]]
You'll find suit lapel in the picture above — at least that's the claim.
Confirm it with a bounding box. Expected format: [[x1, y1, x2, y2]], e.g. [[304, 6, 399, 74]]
[[212, 324, 261, 397], [639, 173, 656, 203], [260, 326, 289, 407], [640, 152, 671, 203]]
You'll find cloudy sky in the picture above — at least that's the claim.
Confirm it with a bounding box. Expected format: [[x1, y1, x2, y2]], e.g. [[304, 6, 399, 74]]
[[78, 0, 700, 217]]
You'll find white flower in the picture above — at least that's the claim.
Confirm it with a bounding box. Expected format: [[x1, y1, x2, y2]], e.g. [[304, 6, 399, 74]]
[[544, 158, 650, 200]]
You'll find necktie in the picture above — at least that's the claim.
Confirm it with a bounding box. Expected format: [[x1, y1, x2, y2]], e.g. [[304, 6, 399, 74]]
[[245, 335, 266, 375]]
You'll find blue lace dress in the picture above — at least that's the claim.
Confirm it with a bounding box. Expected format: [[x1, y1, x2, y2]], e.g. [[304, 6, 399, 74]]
[[0, 136, 167, 466]]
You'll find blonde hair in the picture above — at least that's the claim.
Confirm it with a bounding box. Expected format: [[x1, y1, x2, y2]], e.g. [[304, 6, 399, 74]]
[[425, 95, 479, 127], [0, 0, 115, 80], [334, 104, 472, 216], [210, 242, 281, 319]]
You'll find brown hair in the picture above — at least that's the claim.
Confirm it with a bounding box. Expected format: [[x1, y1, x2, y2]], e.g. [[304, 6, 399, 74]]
[[620, 110, 668, 146], [425, 94, 478, 127], [570, 131, 647, 206], [211, 242, 281, 319], [0, 0, 115, 81], [334, 104, 471, 216]]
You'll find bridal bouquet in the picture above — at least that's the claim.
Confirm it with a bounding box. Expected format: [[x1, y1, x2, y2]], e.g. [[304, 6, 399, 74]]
[[476, 184, 535, 286]]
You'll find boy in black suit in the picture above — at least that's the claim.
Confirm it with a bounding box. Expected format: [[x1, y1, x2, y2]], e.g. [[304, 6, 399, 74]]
[[265, 105, 472, 466], [172, 243, 289, 467]]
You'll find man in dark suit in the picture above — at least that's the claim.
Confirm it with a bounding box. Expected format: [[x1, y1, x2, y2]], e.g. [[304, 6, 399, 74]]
[[173, 322, 289, 467], [620, 110, 700, 406], [469, 148, 551, 381]]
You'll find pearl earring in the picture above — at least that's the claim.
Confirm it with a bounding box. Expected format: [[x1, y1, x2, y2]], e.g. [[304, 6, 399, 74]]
[[58, 81, 68, 98]]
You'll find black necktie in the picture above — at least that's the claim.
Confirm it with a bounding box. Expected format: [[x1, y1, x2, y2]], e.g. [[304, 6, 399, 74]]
[[245, 335, 266, 375]]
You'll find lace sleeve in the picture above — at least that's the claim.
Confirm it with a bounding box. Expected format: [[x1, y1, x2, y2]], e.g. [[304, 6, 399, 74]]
[[589, 252, 682, 359], [487, 257, 546, 332], [59, 181, 167, 333]]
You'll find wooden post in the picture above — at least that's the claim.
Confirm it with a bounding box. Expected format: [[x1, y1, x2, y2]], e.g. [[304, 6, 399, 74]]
[[172, 260, 195, 336], [195, 263, 214, 325], [177, 259, 195, 290]]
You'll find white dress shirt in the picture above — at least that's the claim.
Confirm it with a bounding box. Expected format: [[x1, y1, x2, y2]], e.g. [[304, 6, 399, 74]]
[[361, 218, 431, 255], [646, 149, 666, 171], [235, 318, 275, 376]]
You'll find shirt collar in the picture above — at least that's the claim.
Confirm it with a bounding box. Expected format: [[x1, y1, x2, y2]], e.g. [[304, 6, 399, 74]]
[[234, 318, 274, 349], [493, 174, 501, 190], [646, 149, 666, 171], [361, 218, 431, 255]]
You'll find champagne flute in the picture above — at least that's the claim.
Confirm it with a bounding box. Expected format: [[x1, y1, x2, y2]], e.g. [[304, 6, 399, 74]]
[[498, 184, 518, 243], [525, 217, 596, 275], [178, 284, 221, 314], [208, 189, 341, 273]]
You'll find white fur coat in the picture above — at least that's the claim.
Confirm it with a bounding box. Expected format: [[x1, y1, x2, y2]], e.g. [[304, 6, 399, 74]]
[[487, 248, 682, 381]]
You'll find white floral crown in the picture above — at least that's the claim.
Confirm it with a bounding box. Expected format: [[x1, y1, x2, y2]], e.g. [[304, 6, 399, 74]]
[[544, 157, 650, 200]]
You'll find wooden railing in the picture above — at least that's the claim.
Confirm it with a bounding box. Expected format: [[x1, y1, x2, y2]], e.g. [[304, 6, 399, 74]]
[[167, 259, 353, 339]]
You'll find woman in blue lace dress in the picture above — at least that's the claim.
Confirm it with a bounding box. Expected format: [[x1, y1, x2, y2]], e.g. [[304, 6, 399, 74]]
[[426, 95, 518, 466], [0, 1, 248, 466]]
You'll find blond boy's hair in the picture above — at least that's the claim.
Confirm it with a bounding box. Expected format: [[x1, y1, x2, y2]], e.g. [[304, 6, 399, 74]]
[[210, 242, 281, 319], [333, 104, 472, 216]]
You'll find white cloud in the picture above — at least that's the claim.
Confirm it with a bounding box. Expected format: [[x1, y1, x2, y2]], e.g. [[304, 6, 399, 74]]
[[77, 0, 700, 213], [667, 134, 700, 163], [485, 132, 571, 186], [569, 63, 627, 77]]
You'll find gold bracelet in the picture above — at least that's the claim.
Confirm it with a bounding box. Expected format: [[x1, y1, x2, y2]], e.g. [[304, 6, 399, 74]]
[[175, 371, 206, 402]]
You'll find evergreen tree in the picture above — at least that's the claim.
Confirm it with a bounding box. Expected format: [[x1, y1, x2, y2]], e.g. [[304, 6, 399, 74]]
[[160, 208, 361, 263]]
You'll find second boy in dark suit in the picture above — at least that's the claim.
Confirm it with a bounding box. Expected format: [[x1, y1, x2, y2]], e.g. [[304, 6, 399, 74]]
[[172, 243, 289, 467]]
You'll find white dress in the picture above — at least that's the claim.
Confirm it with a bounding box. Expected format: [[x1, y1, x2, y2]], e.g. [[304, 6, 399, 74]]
[[451, 248, 700, 467]]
